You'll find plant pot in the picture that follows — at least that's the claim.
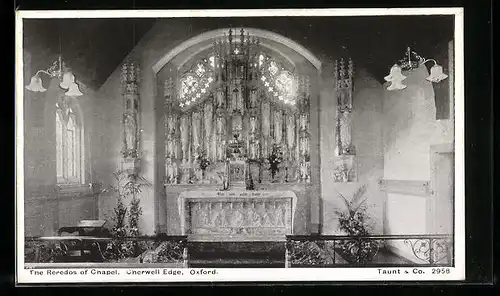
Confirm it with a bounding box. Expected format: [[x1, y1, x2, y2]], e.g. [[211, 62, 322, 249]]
[[337, 239, 380, 264]]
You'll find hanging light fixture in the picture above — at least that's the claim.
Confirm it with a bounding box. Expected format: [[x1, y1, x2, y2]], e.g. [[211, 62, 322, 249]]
[[384, 64, 407, 90], [385, 47, 448, 91], [25, 55, 83, 97]]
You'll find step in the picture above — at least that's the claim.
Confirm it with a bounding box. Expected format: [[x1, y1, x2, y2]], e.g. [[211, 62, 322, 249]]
[[188, 258, 285, 268]]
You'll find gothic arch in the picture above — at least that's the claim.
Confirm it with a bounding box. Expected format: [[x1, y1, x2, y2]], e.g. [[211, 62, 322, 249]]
[[152, 27, 322, 74]]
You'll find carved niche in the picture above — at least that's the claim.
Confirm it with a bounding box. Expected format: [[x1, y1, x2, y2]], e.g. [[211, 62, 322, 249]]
[[333, 58, 357, 182], [120, 61, 141, 172]]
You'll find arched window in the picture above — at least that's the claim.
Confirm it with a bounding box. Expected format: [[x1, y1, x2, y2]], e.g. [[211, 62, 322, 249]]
[[56, 101, 84, 184]]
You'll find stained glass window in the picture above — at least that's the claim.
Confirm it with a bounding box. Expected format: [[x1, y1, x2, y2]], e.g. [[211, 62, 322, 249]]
[[259, 53, 297, 105], [179, 58, 215, 108], [56, 102, 84, 184], [178, 52, 297, 108]]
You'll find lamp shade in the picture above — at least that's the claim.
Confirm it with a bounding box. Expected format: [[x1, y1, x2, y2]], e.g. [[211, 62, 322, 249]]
[[25, 75, 47, 92], [387, 80, 407, 91], [426, 64, 448, 83], [60, 72, 76, 89], [384, 64, 407, 82], [65, 81, 83, 97]]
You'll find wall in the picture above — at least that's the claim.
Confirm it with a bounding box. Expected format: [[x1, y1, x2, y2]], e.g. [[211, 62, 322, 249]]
[[23, 50, 112, 237], [320, 67, 385, 235], [382, 41, 454, 261], [96, 19, 389, 236]]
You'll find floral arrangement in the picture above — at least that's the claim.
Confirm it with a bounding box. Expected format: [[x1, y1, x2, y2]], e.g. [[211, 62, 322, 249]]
[[196, 151, 210, 171], [121, 147, 139, 158], [334, 184, 380, 263], [267, 144, 283, 179]]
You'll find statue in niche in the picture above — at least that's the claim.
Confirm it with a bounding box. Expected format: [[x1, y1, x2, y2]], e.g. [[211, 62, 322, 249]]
[[286, 115, 295, 152], [249, 116, 258, 135], [171, 161, 178, 184], [216, 88, 225, 108], [180, 114, 189, 162], [204, 103, 213, 155], [238, 86, 244, 112], [299, 114, 308, 131], [299, 136, 309, 156], [210, 203, 224, 228], [166, 139, 174, 159], [299, 161, 308, 181], [231, 203, 244, 228], [244, 203, 260, 227], [261, 203, 273, 227], [250, 89, 258, 108], [249, 140, 259, 159], [167, 116, 176, 136], [192, 112, 202, 155], [338, 88, 352, 112], [165, 158, 173, 183], [173, 138, 179, 159], [180, 167, 190, 184], [216, 116, 226, 135], [231, 87, 239, 112], [274, 111, 283, 143], [200, 202, 209, 223], [232, 115, 243, 140], [261, 102, 270, 137], [339, 111, 352, 153], [123, 113, 137, 153], [216, 137, 225, 161], [273, 202, 285, 227]]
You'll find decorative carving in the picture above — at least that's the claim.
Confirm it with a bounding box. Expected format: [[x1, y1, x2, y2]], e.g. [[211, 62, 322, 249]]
[[165, 158, 178, 184], [249, 88, 259, 108], [163, 29, 311, 186], [333, 155, 357, 183], [180, 192, 295, 239], [180, 114, 190, 162], [339, 111, 352, 153], [192, 111, 202, 156], [121, 61, 141, 161], [273, 110, 283, 144], [261, 102, 271, 137], [286, 114, 296, 158], [335, 57, 355, 156], [203, 102, 213, 159]]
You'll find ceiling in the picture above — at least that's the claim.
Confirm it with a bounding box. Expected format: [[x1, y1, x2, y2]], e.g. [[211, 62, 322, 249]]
[[23, 16, 454, 89]]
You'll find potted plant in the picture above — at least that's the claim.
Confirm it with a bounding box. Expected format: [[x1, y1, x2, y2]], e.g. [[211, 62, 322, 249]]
[[334, 184, 380, 264], [101, 169, 151, 262]]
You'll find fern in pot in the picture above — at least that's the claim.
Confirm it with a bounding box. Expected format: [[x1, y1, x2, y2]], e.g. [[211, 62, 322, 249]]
[[335, 184, 380, 264], [101, 169, 151, 262]]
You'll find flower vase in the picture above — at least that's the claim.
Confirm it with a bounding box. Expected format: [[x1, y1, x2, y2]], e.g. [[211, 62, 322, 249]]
[[271, 169, 277, 183]]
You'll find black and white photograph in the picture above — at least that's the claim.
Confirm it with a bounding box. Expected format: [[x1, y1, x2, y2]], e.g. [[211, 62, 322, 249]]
[[15, 8, 465, 283]]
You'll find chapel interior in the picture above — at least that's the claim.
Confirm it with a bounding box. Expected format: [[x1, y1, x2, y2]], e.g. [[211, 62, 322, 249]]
[[22, 16, 456, 266]]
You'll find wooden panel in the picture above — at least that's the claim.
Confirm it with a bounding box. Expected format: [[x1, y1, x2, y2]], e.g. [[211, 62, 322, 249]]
[[378, 179, 432, 197]]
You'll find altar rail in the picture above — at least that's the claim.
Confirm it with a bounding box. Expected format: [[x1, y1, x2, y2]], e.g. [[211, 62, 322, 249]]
[[24, 234, 453, 268], [285, 234, 454, 267], [24, 235, 188, 268]]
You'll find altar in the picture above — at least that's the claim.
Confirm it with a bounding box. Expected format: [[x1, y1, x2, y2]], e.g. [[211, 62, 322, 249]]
[[178, 190, 297, 242]]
